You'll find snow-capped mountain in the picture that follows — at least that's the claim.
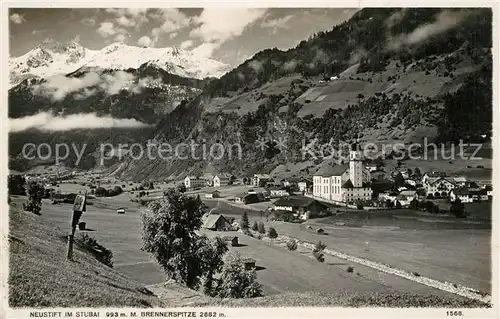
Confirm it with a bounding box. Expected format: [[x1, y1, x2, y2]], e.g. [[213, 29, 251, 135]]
[[9, 38, 231, 87]]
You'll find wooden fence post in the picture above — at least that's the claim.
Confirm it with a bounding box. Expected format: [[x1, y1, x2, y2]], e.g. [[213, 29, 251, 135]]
[[67, 194, 86, 261]]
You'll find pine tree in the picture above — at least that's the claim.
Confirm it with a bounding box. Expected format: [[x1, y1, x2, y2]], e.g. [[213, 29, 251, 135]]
[[267, 227, 278, 239], [240, 212, 249, 230], [258, 221, 266, 234], [251, 221, 258, 231]]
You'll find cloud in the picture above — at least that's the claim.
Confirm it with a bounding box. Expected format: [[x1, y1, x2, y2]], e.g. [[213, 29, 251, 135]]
[[191, 9, 266, 43], [106, 8, 149, 29], [386, 9, 474, 51], [98, 22, 118, 37], [137, 35, 154, 47], [191, 42, 221, 59], [180, 40, 194, 49], [348, 48, 368, 64], [10, 13, 26, 24], [282, 60, 298, 72], [81, 17, 96, 26], [248, 60, 264, 73], [30, 71, 153, 101], [114, 34, 127, 43], [385, 8, 409, 28], [150, 9, 193, 44], [9, 112, 151, 133], [261, 14, 294, 32], [188, 9, 267, 57]]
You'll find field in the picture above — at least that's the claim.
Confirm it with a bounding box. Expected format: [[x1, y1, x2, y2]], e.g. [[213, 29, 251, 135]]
[[9, 178, 492, 305], [204, 200, 492, 294]]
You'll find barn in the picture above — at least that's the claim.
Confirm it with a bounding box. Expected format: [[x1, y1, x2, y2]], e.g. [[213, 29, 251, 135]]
[[202, 214, 232, 231]]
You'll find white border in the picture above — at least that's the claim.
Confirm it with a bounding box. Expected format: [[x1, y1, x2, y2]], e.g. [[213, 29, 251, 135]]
[[1, 2, 499, 319]]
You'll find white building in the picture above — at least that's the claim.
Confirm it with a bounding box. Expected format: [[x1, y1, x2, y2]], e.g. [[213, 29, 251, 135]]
[[184, 176, 205, 189], [452, 176, 468, 187], [213, 173, 232, 188], [424, 177, 455, 197], [298, 179, 312, 193], [312, 143, 373, 203], [269, 189, 289, 198], [253, 174, 271, 187]]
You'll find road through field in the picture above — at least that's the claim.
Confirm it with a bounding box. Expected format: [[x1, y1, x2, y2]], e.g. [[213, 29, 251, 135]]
[[210, 200, 491, 294]]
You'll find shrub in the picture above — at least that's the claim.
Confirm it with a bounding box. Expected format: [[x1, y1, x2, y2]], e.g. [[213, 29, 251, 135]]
[[215, 253, 263, 298], [258, 221, 265, 234], [286, 239, 298, 251], [8, 175, 26, 195], [251, 221, 258, 231], [313, 241, 327, 262], [267, 227, 278, 239], [256, 234, 262, 240], [75, 233, 113, 268], [346, 266, 354, 273]]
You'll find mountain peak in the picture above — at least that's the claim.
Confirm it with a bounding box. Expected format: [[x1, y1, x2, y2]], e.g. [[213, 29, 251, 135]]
[[38, 38, 65, 53], [9, 40, 231, 87]]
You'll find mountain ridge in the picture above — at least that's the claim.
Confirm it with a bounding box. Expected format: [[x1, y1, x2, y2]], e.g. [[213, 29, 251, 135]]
[[9, 38, 231, 87]]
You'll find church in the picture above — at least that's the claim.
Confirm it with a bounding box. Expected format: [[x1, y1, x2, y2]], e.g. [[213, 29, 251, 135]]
[[312, 142, 373, 203]]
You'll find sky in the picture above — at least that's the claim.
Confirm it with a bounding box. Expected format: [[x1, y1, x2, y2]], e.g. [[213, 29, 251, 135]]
[[9, 8, 359, 67]]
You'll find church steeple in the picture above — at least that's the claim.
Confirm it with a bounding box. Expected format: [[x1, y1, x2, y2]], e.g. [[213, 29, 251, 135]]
[[349, 134, 363, 187]]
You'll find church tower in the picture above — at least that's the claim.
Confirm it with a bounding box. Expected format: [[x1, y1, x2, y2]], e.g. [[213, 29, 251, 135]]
[[349, 140, 363, 188]]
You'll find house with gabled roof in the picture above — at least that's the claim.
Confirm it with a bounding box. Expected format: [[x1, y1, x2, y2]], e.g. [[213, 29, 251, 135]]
[[424, 177, 455, 197], [202, 214, 231, 231], [312, 142, 372, 203], [213, 173, 232, 188]]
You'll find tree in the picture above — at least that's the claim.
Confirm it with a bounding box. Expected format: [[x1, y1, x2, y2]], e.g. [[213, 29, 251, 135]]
[[410, 198, 419, 210], [385, 199, 394, 209], [141, 189, 208, 289], [450, 198, 466, 218], [258, 221, 266, 234], [251, 221, 258, 232], [424, 201, 434, 213], [8, 175, 25, 195], [267, 227, 278, 239], [432, 205, 440, 214], [95, 187, 107, 197], [395, 200, 402, 209], [313, 241, 327, 262], [109, 186, 123, 196], [215, 253, 263, 298], [198, 236, 228, 296], [25, 181, 44, 215], [394, 172, 405, 188], [414, 167, 422, 179], [240, 212, 249, 230], [177, 184, 186, 193]]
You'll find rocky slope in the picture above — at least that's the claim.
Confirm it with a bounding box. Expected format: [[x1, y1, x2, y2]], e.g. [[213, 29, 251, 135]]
[[113, 8, 492, 182]]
